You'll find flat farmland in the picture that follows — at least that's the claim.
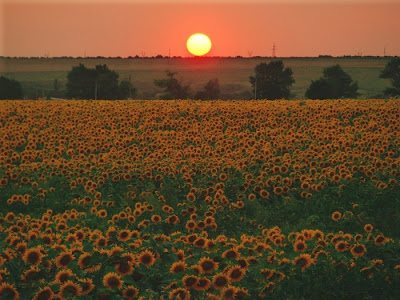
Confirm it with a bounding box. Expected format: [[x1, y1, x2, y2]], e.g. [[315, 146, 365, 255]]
[[0, 57, 393, 99]]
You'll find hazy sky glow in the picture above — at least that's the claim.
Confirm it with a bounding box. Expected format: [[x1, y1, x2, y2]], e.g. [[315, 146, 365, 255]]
[[1, 0, 400, 57]]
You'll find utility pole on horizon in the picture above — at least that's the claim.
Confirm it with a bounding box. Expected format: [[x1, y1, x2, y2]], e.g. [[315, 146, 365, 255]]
[[272, 43, 276, 58]]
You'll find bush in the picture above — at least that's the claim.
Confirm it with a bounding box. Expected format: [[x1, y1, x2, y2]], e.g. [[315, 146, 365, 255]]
[[0, 76, 23, 99], [305, 64, 359, 99]]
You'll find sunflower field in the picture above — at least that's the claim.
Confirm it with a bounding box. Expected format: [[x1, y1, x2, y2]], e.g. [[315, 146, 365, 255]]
[[0, 99, 399, 299]]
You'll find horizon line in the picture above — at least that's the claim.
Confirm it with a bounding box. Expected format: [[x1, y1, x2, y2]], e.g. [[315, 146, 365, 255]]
[[1, 55, 399, 59]]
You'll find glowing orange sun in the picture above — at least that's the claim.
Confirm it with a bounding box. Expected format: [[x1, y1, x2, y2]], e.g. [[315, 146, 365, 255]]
[[187, 33, 212, 56]]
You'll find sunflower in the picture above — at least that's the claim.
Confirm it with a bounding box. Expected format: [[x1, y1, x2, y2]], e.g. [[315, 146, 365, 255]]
[[194, 237, 207, 248], [170, 261, 187, 274], [166, 215, 180, 225], [151, 214, 162, 223], [227, 265, 245, 282], [293, 254, 314, 271], [85, 263, 102, 273], [394, 265, 400, 273], [259, 282, 275, 297], [374, 234, 386, 246], [117, 230, 131, 242], [21, 266, 41, 281], [41, 234, 53, 245], [175, 250, 185, 261], [364, 224, 373, 233], [205, 293, 219, 300], [185, 220, 196, 231], [0, 283, 20, 300], [350, 244, 366, 257], [115, 260, 133, 276], [55, 269, 75, 284], [4, 212, 16, 223], [222, 248, 239, 260], [220, 285, 238, 300], [235, 287, 249, 300], [168, 287, 190, 300], [60, 280, 82, 298], [259, 189, 269, 199], [32, 286, 53, 300], [55, 251, 75, 268], [123, 285, 139, 299], [23, 247, 43, 266], [354, 234, 363, 242], [331, 211, 341, 221], [79, 278, 95, 295], [248, 193, 256, 201], [120, 252, 137, 266], [212, 273, 230, 290], [182, 275, 199, 289], [260, 268, 275, 280], [15, 242, 27, 254], [335, 241, 348, 252], [138, 249, 156, 267], [78, 252, 92, 269], [95, 236, 108, 247], [186, 192, 196, 203], [314, 250, 329, 260], [194, 277, 211, 291], [187, 234, 198, 244], [198, 257, 218, 274], [103, 272, 124, 290], [293, 240, 306, 252], [97, 209, 108, 218], [273, 186, 283, 195], [196, 221, 206, 230]]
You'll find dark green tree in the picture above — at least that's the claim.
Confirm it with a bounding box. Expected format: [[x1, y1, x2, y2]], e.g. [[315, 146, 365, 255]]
[[0, 76, 23, 99], [195, 78, 220, 100], [305, 64, 359, 99], [118, 80, 137, 99], [154, 70, 190, 100], [66, 64, 96, 99], [66, 64, 119, 99], [380, 57, 400, 97], [94, 64, 119, 100], [249, 61, 295, 100]]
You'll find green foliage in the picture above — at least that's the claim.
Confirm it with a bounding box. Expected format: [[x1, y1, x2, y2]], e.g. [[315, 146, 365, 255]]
[[154, 70, 190, 99], [94, 64, 119, 99], [118, 80, 137, 99], [305, 64, 359, 99], [66, 64, 123, 99], [380, 57, 400, 97], [0, 76, 24, 99], [249, 61, 295, 100], [194, 78, 220, 100]]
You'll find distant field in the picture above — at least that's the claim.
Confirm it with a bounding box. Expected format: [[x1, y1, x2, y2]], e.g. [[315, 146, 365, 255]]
[[0, 57, 393, 99]]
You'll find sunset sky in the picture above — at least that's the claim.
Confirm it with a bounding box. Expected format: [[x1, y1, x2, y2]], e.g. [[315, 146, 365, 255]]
[[1, 0, 400, 57]]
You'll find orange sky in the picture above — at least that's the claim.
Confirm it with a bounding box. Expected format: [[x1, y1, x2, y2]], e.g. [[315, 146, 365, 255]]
[[1, 1, 400, 57]]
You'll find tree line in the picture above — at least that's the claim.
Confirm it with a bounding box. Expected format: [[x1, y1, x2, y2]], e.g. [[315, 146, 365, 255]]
[[1, 58, 400, 100]]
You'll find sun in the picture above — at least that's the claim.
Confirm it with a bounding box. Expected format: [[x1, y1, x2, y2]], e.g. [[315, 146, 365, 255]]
[[187, 33, 212, 56]]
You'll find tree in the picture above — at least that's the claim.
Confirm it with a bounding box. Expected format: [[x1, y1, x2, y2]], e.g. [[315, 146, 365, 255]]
[[305, 64, 359, 99], [66, 64, 120, 99], [66, 64, 96, 99], [0, 76, 23, 99], [194, 78, 220, 100], [154, 70, 190, 99], [94, 64, 119, 100], [380, 57, 400, 97], [249, 61, 295, 100], [118, 80, 137, 99]]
